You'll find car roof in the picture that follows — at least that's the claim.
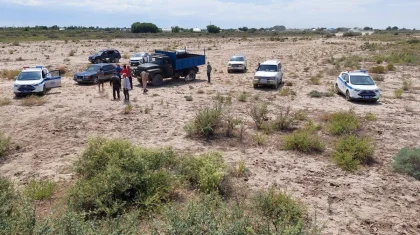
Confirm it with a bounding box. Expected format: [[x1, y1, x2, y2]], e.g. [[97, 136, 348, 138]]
[[22, 68, 42, 72], [91, 63, 114, 67], [261, 60, 280, 65], [231, 55, 245, 57]]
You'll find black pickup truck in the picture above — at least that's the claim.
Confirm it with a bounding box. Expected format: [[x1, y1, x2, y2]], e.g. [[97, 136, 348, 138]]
[[133, 50, 206, 86]]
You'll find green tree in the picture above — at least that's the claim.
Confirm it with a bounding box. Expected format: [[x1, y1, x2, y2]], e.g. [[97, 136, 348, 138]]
[[207, 24, 221, 34], [131, 22, 159, 33], [172, 26, 180, 33], [239, 27, 248, 32], [392, 26, 399, 31]]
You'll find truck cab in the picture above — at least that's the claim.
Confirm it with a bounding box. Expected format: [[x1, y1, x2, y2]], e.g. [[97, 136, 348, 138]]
[[133, 49, 206, 86]]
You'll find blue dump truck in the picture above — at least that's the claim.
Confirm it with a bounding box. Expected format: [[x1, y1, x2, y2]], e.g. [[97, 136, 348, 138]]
[[133, 49, 206, 86]]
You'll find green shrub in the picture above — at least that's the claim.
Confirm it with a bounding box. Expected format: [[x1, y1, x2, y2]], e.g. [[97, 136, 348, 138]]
[[331, 135, 374, 171], [387, 63, 396, 71], [249, 103, 269, 129], [253, 133, 267, 146], [369, 66, 386, 74], [254, 187, 306, 232], [184, 104, 223, 138], [223, 114, 242, 137], [0, 177, 36, 235], [402, 79, 412, 91], [69, 138, 177, 218], [327, 110, 359, 135], [364, 112, 377, 121], [394, 88, 403, 98], [392, 147, 420, 180], [122, 104, 132, 114], [343, 32, 362, 37], [184, 95, 193, 101], [272, 106, 297, 131], [283, 129, 324, 153], [372, 74, 385, 81], [24, 180, 56, 200], [0, 133, 11, 158], [178, 152, 227, 194], [237, 91, 249, 102], [279, 87, 296, 96], [1, 69, 20, 79], [308, 90, 334, 98], [309, 76, 321, 85]]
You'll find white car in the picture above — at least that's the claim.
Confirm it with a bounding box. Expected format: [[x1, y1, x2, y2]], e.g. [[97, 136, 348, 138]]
[[335, 70, 380, 102], [129, 52, 151, 67], [13, 66, 61, 96], [227, 55, 247, 73], [253, 60, 283, 89]]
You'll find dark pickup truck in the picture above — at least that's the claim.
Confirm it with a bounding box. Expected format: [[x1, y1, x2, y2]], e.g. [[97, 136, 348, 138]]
[[133, 49, 206, 86]]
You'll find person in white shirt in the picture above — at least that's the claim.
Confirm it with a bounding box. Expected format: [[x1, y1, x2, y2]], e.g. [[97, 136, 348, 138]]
[[122, 73, 131, 101]]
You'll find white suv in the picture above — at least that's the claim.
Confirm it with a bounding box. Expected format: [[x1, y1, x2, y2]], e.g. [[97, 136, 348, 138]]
[[227, 55, 247, 73], [13, 66, 61, 96], [253, 60, 283, 89], [335, 70, 380, 102]]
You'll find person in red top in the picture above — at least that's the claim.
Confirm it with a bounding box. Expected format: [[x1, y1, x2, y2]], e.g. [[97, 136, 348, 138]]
[[121, 65, 129, 81]]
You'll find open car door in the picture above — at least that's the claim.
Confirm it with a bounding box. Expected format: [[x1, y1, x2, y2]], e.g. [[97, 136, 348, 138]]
[[45, 70, 61, 88]]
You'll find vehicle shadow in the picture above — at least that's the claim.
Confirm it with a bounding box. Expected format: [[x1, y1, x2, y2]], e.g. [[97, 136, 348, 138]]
[[134, 78, 207, 89], [254, 82, 284, 91], [336, 92, 383, 106]]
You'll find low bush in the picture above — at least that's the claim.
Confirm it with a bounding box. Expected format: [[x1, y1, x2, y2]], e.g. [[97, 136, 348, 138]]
[[327, 110, 359, 135], [68, 138, 178, 218], [253, 133, 267, 146], [24, 179, 56, 200], [283, 129, 324, 153], [58, 65, 66, 75], [372, 74, 385, 81], [402, 79, 412, 91], [308, 90, 334, 98], [178, 152, 227, 194], [223, 114, 242, 137], [343, 32, 362, 37], [394, 88, 403, 99], [122, 104, 132, 114], [237, 91, 249, 102], [331, 135, 374, 171], [184, 95, 193, 101], [364, 112, 377, 121], [392, 147, 420, 180], [279, 87, 296, 96], [0, 177, 36, 235], [0, 132, 11, 158], [387, 63, 396, 71], [309, 76, 321, 85], [184, 104, 223, 138], [249, 103, 269, 129], [20, 95, 46, 106], [369, 66, 386, 74], [68, 49, 76, 56], [272, 106, 297, 131], [1, 69, 20, 79], [0, 98, 12, 106]]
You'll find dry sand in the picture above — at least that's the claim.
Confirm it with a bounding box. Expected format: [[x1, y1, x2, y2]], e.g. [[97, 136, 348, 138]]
[[0, 37, 420, 234]]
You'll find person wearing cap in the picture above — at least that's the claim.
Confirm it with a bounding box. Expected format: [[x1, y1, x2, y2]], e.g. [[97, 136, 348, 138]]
[[110, 71, 121, 100], [140, 69, 149, 94], [122, 73, 131, 101]]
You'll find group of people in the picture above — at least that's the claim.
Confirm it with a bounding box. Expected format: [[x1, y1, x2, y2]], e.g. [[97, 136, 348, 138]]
[[96, 62, 212, 102], [97, 64, 150, 102]]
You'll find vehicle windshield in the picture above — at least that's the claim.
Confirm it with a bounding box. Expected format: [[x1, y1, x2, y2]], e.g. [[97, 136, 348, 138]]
[[350, 75, 375, 85], [133, 53, 145, 57], [151, 57, 163, 65], [17, 71, 42, 81], [258, 65, 278, 72], [94, 51, 104, 56], [230, 57, 244, 62], [85, 65, 100, 72]]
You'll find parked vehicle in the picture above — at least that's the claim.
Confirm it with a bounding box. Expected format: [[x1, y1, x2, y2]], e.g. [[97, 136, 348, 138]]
[[133, 49, 206, 86], [335, 70, 380, 102], [73, 63, 116, 84], [13, 66, 61, 96], [253, 60, 283, 89], [88, 49, 121, 64], [129, 52, 151, 67], [227, 55, 247, 73]]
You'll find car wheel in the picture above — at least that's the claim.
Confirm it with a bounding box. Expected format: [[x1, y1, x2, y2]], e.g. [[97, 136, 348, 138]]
[[335, 84, 340, 94], [93, 76, 99, 84], [186, 69, 196, 81], [244, 67, 247, 73], [227, 69, 231, 73], [152, 74, 164, 86], [253, 84, 258, 89], [274, 81, 279, 89], [345, 90, 352, 101], [95, 58, 101, 64], [42, 85, 47, 96], [115, 58, 120, 63]]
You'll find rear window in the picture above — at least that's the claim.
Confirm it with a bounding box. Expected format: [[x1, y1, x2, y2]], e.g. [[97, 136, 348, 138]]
[[230, 57, 244, 61]]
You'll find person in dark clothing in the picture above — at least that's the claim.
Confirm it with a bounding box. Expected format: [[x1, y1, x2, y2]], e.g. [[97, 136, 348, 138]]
[[110, 72, 121, 100], [115, 64, 122, 78], [127, 66, 133, 89], [97, 68, 105, 92], [206, 62, 212, 83]]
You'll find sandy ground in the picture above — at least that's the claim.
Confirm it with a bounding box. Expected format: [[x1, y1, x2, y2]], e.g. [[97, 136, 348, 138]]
[[1, 37, 420, 235]]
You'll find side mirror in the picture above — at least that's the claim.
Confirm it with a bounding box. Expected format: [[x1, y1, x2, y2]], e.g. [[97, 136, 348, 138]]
[[14, 76, 17, 80]]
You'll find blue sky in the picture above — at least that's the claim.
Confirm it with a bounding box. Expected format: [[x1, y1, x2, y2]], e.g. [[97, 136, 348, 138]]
[[0, 0, 419, 29]]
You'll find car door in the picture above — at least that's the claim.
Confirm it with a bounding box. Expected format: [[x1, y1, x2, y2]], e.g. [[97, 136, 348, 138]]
[[162, 58, 173, 77], [341, 73, 349, 91], [103, 65, 115, 80], [45, 70, 61, 88]]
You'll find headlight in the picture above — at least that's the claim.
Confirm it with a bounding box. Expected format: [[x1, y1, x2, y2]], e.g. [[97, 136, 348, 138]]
[[228, 63, 232, 66], [375, 90, 380, 93], [14, 84, 19, 87], [354, 89, 361, 92], [32, 83, 38, 87]]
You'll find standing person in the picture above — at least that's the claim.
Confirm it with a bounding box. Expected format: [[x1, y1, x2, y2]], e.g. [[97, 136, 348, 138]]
[[122, 65, 129, 78], [127, 66, 133, 89], [122, 73, 131, 102], [110, 72, 121, 100], [206, 62, 212, 83], [115, 64, 122, 78], [140, 70, 149, 94], [97, 68, 105, 92]]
